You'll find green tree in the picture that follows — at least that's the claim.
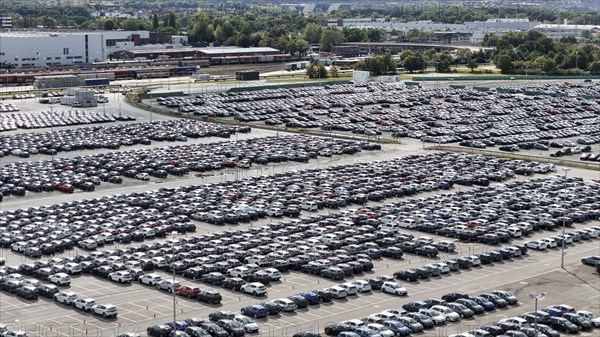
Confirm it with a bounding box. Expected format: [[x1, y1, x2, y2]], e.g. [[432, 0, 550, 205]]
[[588, 61, 600, 75], [188, 12, 214, 43], [304, 23, 322, 44], [306, 63, 328, 78], [152, 14, 159, 30], [168, 11, 177, 29], [330, 65, 339, 78], [435, 52, 453, 72], [494, 53, 514, 73], [534, 56, 557, 73], [467, 57, 478, 71], [103, 19, 115, 31], [320, 29, 345, 52], [238, 34, 252, 48], [403, 54, 426, 72], [365, 29, 384, 42]]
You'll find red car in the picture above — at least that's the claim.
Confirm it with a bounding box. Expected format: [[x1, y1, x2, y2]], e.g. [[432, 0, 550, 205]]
[[175, 285, 200, 298], [54, 183, 74, 193]]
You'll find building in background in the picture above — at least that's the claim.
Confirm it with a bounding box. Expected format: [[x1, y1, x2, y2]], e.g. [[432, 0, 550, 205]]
[[0, 30, 185, 68]]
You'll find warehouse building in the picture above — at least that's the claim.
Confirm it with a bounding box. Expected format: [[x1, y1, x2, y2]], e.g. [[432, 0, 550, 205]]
[[0, 30, 185, 68], [112, 46, 287, 64]]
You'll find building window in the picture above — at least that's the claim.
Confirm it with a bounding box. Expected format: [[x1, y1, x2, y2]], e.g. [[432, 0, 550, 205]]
[[55, 57, 61, 59], [63, 48, 69, 55]]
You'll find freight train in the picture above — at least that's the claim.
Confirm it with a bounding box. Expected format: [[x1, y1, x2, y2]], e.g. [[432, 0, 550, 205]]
[[0, 65, 199, 85]]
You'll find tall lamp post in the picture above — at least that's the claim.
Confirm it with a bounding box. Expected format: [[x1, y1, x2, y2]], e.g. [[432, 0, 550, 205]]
[[170, 230, 179, 332], [529, 291, 546, 333], [561, 167, 571, 269]]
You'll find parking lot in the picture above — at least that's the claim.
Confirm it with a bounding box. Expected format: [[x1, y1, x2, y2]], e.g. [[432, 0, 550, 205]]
[[0, 81, 599, 337]]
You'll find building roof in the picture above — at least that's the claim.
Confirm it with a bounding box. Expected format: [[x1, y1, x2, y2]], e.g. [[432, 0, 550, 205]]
[[0, 30, 148, 38], [534, 24, 600, 30], [125, 46, 281, 55], [197, 47, 280, 54]]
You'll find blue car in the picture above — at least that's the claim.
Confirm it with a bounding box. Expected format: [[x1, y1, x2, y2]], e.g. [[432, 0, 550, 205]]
[[541, 307, 564, 317], [338, 333, 360, 337], [353, 327, 383, 337], [470, 296, 495, 311], [382, 321, 411, 337], [241, 305, 268, 318], [364, 248, 382, 259], [402, 300, 429, 312], [302, 292, 321, 305], [166, 321, 189, 331], [498, 248, 513, 259]]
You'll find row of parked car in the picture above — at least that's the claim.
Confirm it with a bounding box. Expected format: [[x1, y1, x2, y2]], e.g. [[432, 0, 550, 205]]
[[0, 110, 134, 132], [146, 311, 263, 337], [0, 120, 250, 158], [315, 295, 599, 337], [0, 134, 379, 197], [0, 272, 118, 318], [162, 83, 600, 152], [0, 152, 531, 259]]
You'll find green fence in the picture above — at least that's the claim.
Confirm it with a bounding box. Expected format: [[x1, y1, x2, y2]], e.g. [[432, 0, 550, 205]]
[[413, 75, 600, 81], [140, 91, 185, 99], [228, 80, 350, 93]]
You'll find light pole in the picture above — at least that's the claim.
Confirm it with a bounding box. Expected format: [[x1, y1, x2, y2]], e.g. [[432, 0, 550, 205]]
[[50, 106, 54, 161], [561, 167, 571, 269], [171, 230, 178, 332], [529, 291, 545, 333]]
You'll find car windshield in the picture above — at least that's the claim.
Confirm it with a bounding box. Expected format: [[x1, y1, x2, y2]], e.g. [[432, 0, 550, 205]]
[[237, 317, 251, 323], [230, 322, 243, 328]]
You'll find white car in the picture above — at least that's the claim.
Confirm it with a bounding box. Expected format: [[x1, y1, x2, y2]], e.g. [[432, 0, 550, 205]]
[[21, 279, 40, 288], [241, 282, 267, 296], [135, 173, 150, 181], [540, 238, 558, 248], [351, 280, 372, 292], [430, 305, 461, 322], [265, 208, 283, 217], [428, 262, 450, 273], [324, 286, 348, 299], [271, 298, 297, 312], [499, 317, 528, 327], [228, 267, 251, 278], [524, 240, 548, 250], [48, 273, 71, 286], [54, 291, 78, 304], [151, 257, 167, 268], [4, 273, 24, 282], [91, 304, 118, 318], [381, 281, 407, 296], [418, 308, 446, 325], [157, 280, 180, 292], [262, 268, 281, 281], [464, 256, 481, 266], [65, 263, 82, 274], [73, 298, 96, 311], [108, 271, 133, 283], [366, 323, 394, 337], [576, 310, 600, 327], [233, 316, 260, 333], [338, 282, 359, 295], [3, 331, 27, 337], [139, 273, 162, 286]]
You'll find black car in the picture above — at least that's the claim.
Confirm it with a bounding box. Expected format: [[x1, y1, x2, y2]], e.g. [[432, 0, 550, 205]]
[[365, 277, 384, 290], [394, 269, 418, 282], [215, 320, 244, 337], [184, 327, 210, 337], [288, 295, 309, 308], [15, 286, 38, 299], [147, 325, 173, 337], [199, 323, 228, 337], [37, 283, 59, 298], [197, 291, 222, 305], [314, 290, 333, 302], [208, 311, 235, 322], [324, 323, 354, 336], [258, 301, 283, 315], [222, 277, 246, 291], [200, 273, 225, 286], [442, 292, 470, 303]]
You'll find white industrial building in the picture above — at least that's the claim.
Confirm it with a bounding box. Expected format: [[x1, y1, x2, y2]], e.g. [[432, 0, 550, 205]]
[[0, 30, 184, 68]]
